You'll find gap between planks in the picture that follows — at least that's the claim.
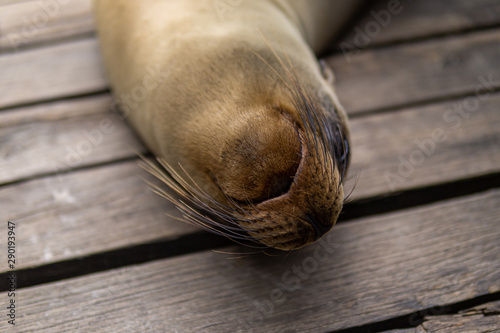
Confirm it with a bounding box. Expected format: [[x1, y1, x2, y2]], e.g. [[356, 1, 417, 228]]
[[8, 188, 500, 332], [378, 299, 500, 333], [1, 171, 499, 292]]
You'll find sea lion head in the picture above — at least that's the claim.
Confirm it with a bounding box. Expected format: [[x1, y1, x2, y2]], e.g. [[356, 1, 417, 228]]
[[146, 72, 350, 251], [210, 103, 346, 250]]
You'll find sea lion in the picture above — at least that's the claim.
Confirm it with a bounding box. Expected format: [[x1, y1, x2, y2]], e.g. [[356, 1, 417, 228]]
[[94, 0, 362, 251]]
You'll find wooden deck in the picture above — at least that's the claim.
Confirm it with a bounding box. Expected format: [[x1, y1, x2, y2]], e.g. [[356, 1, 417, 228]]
[[1, 0, 499, 332]]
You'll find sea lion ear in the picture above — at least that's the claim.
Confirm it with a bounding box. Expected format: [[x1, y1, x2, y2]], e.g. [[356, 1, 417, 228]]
[[319, 59, 335, 85]]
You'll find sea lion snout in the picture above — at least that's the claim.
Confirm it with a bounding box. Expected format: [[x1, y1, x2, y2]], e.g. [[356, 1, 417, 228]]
[[95, 0, 355, 251], [213, 107, 301, 203], [209, 107, 345, 251]]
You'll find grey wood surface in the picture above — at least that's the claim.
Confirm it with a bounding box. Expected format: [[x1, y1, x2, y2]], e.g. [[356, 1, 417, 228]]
[[381, 301, 500, 333], [15, 189, 500, 332], [1, 91, 498, 270], [340, 0, 500, 47], [416, 314, 500, 333], [347, 92, 500, 199], [412, 301, 500, 333], [0, 0, 93, 51], [0, 38, 106, 110], [329, 29, 500, 113], [0, 0, 31, 6], [1, 10, 499, 113], [3, 0, 498, 54], [0, 95, 144, 185], [0, 160, 196, 271], [2, 88, 499, 190], [1, 0, 499, 332]]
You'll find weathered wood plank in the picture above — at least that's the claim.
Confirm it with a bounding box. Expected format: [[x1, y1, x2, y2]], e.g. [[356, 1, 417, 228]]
[[329, 28, 500, 113], [338, 0, 500, 49], [2, 0, 498, 55], [345, 91, 500, 199], [0, 0, 31, 6], [0, 94, 144, 185], [411, 301, 500, 333], [1, 91, 498, 269], [14, 189, 500, 332], [416, 314, 500, 333], [1, 25, 499, 113], [0, 38, 106, 110], [2, 86, 499, 198], [0, 0, 93, 52], [0, 160, 196, 271], [381, 301, 500, 332]]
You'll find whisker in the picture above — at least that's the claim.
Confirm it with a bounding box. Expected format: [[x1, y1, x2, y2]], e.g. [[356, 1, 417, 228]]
[[343, 172, 360, 203]]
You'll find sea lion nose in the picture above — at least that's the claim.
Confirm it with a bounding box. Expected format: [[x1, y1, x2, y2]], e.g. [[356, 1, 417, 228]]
[[214, 110, 301, 204], [304, 213, 333, 240]]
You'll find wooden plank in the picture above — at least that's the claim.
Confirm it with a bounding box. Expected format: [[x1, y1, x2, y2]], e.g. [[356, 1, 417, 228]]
[[416, 314, 500, 333], [346, 91, 500, 199], [329, 28, 500, 113], [14, 189, 500, 332], [381, 301, 500, 332], [0, 94, 144, 185], [339, 0, 500, 49], [0, 0, 93, 52], [1, 65, 498, 190], [1, 91, 498, 269], [1, 26, 499, 113], [0, 0, 31, 6], [0, 160, 196, 271], [1, 0, 498, 55], [0, 38, 106, 110], [412, 301, 500, 333]]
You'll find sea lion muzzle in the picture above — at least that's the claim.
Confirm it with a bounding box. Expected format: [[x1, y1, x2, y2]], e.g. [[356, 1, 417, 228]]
[[94, 0, 360, 251]]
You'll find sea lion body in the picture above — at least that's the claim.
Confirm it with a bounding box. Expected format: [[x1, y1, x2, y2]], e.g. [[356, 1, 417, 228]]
[[94, 0, 361, 250]]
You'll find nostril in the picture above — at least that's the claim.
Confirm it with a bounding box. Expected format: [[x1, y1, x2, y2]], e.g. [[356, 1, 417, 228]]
[[266, 173, 294, 199], [304, 213, 332, 240]]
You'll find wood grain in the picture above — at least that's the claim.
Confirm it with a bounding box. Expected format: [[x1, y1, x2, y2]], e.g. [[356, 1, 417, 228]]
[[0, 160, 196, 271], [329, 29, 500, 113], [0, 0, 93, 51], [338, 0, 500, 49], [0, 38, 106, 110], [0, 0, 31, 6], [1, 24, 499, 114], [381, 301, 500, 332], [1, 91, 498, 269], [2, 0, 498, 55], [14, 189, 500, 332], [1, 81, 498, 194], [0, 94, 144, 185], [416, 314, 500, 333], [0, 2, 498, 332], [412, 301, 500, 332], [346, 92, 500, 199]]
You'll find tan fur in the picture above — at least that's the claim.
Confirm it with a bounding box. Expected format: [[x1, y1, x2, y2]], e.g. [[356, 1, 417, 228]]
[[94, 0, 362, 250]]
